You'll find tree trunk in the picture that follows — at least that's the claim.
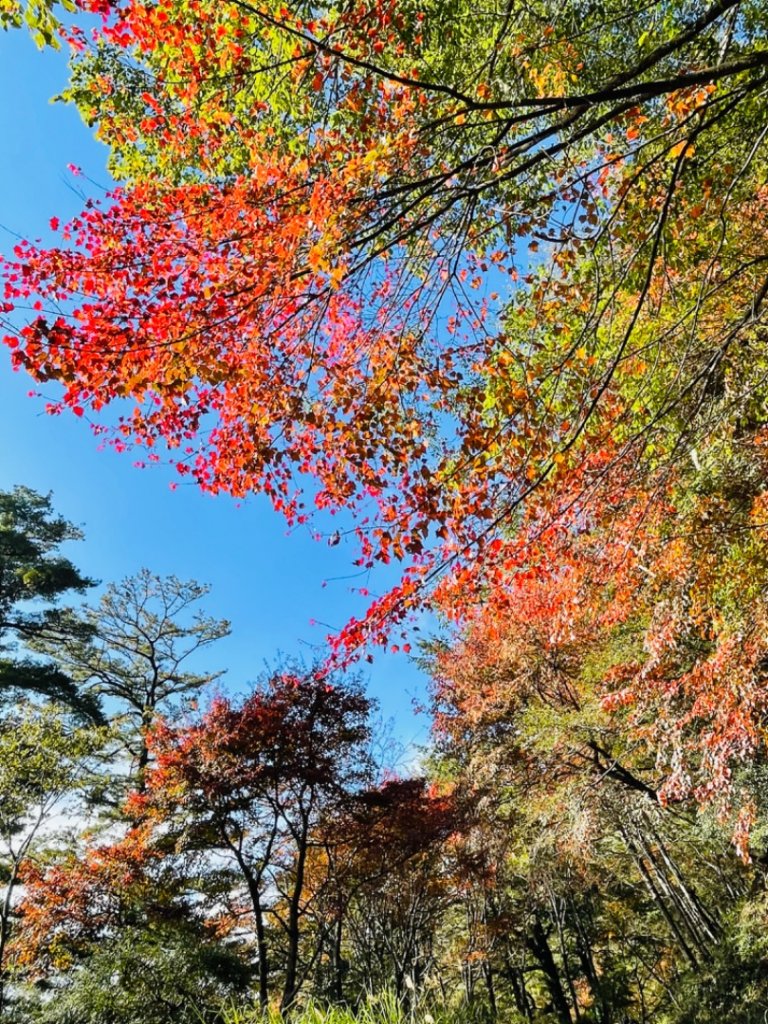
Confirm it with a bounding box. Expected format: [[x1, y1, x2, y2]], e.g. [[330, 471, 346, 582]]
[[236, 856, 270, 1009], [569, 897, 610, 1024], [332, 910, 345, 1002], [0, 858, 20, 1018], [482, 960, 498, 1019], [526, 916, 572, 1024], [281, 809, 311, 1012], [507, 966, 535, 1022], [622, 827, 699, 969]]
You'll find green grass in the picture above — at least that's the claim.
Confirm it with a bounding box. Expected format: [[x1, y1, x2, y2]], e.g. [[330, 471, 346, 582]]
[[221, 991, 493, 1024]]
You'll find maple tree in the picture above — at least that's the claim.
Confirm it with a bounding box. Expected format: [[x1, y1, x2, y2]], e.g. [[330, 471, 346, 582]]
[[425, 622, 767, 1022], [303, 777, 458, 1002], [2, 0, 765, 617], [11, 819, 254, 1024], [127, 670, 373, 1011]]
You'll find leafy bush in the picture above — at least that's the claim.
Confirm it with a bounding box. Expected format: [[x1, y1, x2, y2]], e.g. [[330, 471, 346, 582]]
[[25, 926, 251, 1024]]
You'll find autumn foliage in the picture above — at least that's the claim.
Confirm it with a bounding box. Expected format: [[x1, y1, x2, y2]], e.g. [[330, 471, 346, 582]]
[[3, 0, 768, 913]]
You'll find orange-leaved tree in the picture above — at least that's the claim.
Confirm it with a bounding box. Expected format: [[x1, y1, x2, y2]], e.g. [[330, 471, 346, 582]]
[[127, 671, 374, 1010]]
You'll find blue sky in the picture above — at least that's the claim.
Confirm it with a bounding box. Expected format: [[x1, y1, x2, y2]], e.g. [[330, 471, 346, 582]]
[[0, 28, 430, 750]]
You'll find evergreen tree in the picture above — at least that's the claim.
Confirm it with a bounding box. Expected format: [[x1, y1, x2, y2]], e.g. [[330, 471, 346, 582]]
[[31, 569, 230, 787], [0, 486, 101, 721]]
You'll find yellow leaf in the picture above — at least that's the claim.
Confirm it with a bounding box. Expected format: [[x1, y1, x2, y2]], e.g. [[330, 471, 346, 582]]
[[668, 140, 695, 161]]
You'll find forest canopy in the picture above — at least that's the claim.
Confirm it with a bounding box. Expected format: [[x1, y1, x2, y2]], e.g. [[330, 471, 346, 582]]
[[2, 0, 768, 1021]]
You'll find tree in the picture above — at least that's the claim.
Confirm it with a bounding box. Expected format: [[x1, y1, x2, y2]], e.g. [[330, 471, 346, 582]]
[[11, 812, 255, 1023], [332, 778, 457, 1004], [27, 924, 251, 1024], [30, 569, 229, 789], [0, 704, 106, 1015], [288, 776, 458, 1006], [423, 591, 767, 1023], [0, 486, 101, 721], [131, 670, 374, 1010]]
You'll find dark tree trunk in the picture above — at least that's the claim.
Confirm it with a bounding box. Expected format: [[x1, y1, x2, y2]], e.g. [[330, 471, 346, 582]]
[[332, 911, 345, 1002], [236, 854, 270, 1009], [482, 960, 498, 1019], [526, 917, 572, 1024], [569, 897, 610, 1024], [0, 858, 20, 1019], [281, 808, 311, 1012]]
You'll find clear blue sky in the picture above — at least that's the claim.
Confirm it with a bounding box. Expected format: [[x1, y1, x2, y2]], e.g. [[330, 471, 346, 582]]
[[0, 28, 430, 750]]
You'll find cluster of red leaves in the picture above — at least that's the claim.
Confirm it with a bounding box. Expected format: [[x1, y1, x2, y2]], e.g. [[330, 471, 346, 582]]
[[351, 777, 458, 859], [131, 674, 372, 821], [0, 0, 559, 660], [12, 825, 161, 974], [1, 192, 528, 661]]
